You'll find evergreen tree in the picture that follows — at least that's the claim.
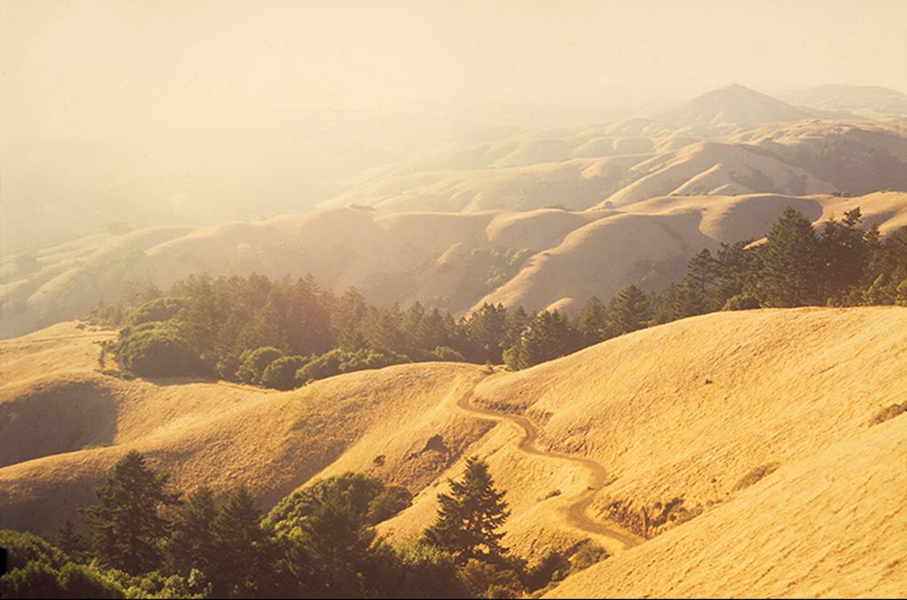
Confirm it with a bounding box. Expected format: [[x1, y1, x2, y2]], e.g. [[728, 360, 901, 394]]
[[608, 285, 653, 335], [575, 296, 611, 345], [423, 457, 510, 564], [210, 485, 274, 598], [465, 303, 508, 363], [83, 451, 181, 574], [55, 520, 89, 564], [507, 310, 575, 370], [820, 208, 868, 299], [166, 486, 217, 577], [762, 208, 822, 307]]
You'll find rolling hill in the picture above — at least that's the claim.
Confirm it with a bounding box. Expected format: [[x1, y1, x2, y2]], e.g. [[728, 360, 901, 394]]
[[1, 306, 906, 597], [4, 191, 907, 340]]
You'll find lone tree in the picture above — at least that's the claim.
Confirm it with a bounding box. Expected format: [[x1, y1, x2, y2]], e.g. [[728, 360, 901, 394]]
[[83, 451, 181, 574], [423, 457, 510, 563]]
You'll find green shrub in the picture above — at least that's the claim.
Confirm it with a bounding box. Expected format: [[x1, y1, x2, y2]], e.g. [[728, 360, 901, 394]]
[[265, 472, 385, 537], [112, 322, 202, 378], [366, 485, 413, 525], [260, 355, 309, 390], [126, 297, 191, 327], [723, 293, 761, 311], [0, 561, 125, 599], [431, 346, 466, 362], [0, 529, 70, 571], [236, 346, 284, 384], [458, 559, 523, 599], [294, 348, 408, 384]]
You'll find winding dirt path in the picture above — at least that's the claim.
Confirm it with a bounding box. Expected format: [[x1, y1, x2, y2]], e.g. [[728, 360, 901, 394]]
[[454, 379, 641, 552]]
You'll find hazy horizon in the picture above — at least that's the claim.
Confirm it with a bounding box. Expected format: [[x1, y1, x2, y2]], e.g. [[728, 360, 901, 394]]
[[2, 0, 907, 255]]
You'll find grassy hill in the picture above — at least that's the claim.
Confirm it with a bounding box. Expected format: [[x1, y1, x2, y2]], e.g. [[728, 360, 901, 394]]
[[2, 307, 905, 596]]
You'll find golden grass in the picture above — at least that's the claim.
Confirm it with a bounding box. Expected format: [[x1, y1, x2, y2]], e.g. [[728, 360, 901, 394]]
[[2, 307, 906, 596]]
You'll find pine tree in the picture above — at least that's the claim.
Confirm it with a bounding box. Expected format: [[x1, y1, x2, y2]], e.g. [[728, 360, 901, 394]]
[[511, 310, 575, 369], [762, 208, 822, 307], [55, 520, 89, 563], [210, 485, 274, 598], [83, 451, 182, 574], [576, 296, 611, 345], [608, 285, 653, 335], [820, 208, 868, 299], [166, 486, 217, 577], [423, 457, 510, 563]]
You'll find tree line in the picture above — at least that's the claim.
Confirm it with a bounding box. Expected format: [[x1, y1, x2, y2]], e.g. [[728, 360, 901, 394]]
[[0, 452, 600, 599], [92, 207, 907, 383]]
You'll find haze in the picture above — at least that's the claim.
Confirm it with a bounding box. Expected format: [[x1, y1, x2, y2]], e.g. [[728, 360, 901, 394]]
[[2, 0, 906, 252]]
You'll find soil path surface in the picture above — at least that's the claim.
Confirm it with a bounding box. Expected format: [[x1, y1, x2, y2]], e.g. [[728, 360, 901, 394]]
[[454, 377, 641, 552]]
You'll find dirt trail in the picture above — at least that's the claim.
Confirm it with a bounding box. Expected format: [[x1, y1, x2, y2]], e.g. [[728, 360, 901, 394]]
[[453, 375, 641, 552]]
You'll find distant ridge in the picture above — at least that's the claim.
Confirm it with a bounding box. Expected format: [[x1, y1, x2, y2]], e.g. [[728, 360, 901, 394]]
[[650, 84, 816, 127]]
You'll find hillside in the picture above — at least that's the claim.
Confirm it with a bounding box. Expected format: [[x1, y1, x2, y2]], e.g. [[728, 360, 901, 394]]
[[5, 190, 907, 340], [778, 84, 907, 119], [1, 307, 906, 597], [649, 84, 818, 128], [5, 87, 907, 342]]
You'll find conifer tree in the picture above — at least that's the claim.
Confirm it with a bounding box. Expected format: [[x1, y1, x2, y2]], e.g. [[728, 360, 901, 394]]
[[608, 285, 653, 334], [83, 451, 181, 574], [423, 457, 510, 563], [166, 486, 217, 577], [762, 208, 822, 307], [210, 485, 273, 598]]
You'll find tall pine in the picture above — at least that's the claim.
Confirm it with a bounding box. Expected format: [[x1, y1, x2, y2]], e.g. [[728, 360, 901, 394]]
[[83, 451, 181, 574], [762, 208, 822, 307], [423, 457, 510, 563]]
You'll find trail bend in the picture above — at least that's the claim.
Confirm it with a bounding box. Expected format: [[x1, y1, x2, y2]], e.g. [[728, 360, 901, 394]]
[[452, 374, 641, 553]]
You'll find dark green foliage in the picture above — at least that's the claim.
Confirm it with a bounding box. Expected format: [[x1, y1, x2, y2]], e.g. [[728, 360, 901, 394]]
[[295, 348, 408, 384], [165, 486, 217, 577], [0, 529, 70, 571], [523, 551, 570, 591], [723, 292, 761, 311], [111, 321, 203, 378], [96, 207, 907, 381], [762, 207, 823, 307], [575, 296, 610, 345], [392, 542, 468, 599], [607, 285, 653, 335], [266, 472, 386, 537], [366, 485, 414, 525], [260, 355, 309, 390], [431, 346, 466, 362], [236, 346, 284, 384], [504, 310, 576, 370], [0, 561, 125, 600], [267, 474, 391, 598], [424, 457, 511, 564], [209, 485, 276, 598], [457, 559, 523, 599], [54, 520, 89, 564], [126, 297, 192, 327], [83, 451, 182, 574]]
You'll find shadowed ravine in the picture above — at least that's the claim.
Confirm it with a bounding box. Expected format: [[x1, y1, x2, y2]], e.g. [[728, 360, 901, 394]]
[[453, 374, 641, 553]]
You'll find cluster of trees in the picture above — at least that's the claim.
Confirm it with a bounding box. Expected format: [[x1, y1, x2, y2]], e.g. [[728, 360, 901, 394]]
[[94, 275, 533, 385], [94, 208, 907, 381], [0, 453, 599, 599], [506, 208, 907, 367]]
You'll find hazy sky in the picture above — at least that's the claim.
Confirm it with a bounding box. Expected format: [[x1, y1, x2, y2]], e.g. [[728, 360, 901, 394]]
[[3, 0, 907, 140]]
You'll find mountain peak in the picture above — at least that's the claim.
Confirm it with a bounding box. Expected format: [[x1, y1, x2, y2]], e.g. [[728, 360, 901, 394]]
[[652, 84, 816, 128]]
